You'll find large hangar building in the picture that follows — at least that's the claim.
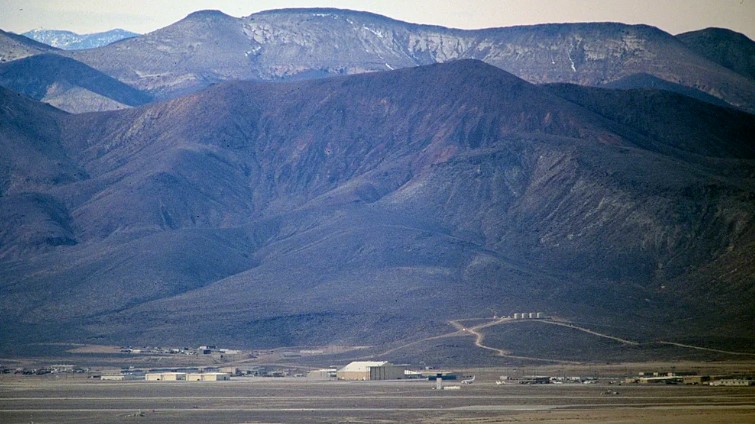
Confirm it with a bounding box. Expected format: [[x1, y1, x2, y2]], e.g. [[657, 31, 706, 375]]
[[337, 361, 406, 381]]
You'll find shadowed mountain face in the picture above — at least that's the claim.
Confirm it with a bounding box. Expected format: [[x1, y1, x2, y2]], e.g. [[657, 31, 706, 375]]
[[676, 27, 755, 80], [543, 83, 755, 159], [0, 87, 83, 195], [0, 61, 753, 358], [600, 73, 732, 108], [63, 9, 755, 112], [0, 87, 86, 258], [0, 54, 153, 113]]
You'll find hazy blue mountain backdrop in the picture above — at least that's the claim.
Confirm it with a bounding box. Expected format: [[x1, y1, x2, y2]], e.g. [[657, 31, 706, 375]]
[[22, 28, 139, 50]]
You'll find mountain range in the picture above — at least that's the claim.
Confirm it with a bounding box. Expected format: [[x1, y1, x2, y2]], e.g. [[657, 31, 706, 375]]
[[2, 9, 753, 114], [21, 28, 138, 50], [0, 9, 753, 363], [56, 9, 754, 112], [1, 59, 753, 362]]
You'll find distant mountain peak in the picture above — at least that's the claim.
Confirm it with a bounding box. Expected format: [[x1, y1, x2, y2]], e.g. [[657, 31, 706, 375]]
[[253, 7, 397, 20], [0, 29, 58, 62], [676, 27, 755, 80], [22, 28, 138, 50], [681, 27, 753, 42], [247, 7, 449, 30], [184, 9, 234, 20]]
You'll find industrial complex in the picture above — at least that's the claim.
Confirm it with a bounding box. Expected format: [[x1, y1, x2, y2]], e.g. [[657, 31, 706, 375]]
[[2, 314, 752, 389]]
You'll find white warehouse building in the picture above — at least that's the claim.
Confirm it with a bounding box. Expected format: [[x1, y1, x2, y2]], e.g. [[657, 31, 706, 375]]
[[145, 372, 186, 381], [187, 372, 230, 381], [336, 361, 406, 381]]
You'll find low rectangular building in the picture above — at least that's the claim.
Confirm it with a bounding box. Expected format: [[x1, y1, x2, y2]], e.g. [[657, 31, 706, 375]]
[[370, 363, 406, 380], [145, 372, 186, 381], [308, 368, 337, 379], [710, 379, 754, 386], [186, 372, 230, 381], [337, 361, 406, 381], [683, 375, 711, 385], [101, 374, 144, 381], [519, 376, 550, 385], [638, 376, 682, 384]]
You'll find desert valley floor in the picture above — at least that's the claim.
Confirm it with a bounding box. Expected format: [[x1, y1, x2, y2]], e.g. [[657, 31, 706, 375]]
[[2, 362, 754, 424]]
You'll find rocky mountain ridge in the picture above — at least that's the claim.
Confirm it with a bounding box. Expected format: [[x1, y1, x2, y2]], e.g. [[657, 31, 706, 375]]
[[57, 8, 754, 111]]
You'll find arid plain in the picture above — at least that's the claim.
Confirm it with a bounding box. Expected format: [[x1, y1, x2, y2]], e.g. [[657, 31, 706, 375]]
[[2, 363, 754, 424]]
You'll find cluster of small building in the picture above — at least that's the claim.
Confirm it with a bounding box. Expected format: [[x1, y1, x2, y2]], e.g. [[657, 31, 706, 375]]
[[99, 367, 232, 382], [119, 345, 242, 357], [97, 362, 411, 382], [145, 372, 230, 381], [511, 312, 544, 319], [491, 371, 754, 386], [625, 371, 754, 386], [0, 364, 89, 376], [101, 372, 231, 381], [98, 365, 314, 381], [496, 375, 597, 385], [306, 362, 477, 389]]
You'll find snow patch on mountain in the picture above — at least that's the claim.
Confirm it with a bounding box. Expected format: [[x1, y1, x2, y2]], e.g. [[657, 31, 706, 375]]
[[22, 29, 139, 50]]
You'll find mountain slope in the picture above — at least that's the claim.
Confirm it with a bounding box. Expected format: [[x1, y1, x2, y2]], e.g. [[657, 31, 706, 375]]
[[0, 54, 153, 113], [676, 27, 755, 80], [0, 87, 85, 258], [600, 73, 732, 108], [544, 83, 755, 159], [0, 87, 83, 195], [64, 8, 755, 111], [67, 10, 260, 98], [0, 29, 57, 63], [22, 28, 138, 50], [1, 61, 753, 359]]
